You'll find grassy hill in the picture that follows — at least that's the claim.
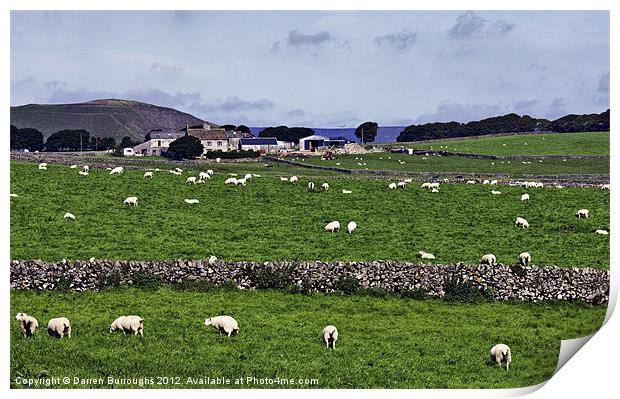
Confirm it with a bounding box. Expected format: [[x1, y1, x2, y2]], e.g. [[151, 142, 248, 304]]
[[10, 99, 208, 142]]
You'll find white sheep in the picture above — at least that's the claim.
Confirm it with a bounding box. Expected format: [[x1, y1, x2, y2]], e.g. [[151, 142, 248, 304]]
[[280, 177, 289, 181], [404, 179, 413, 183], [15, 313, 39, 337], [521, 194, 530, 202], [78, 171, 89, 176], [490, 344, 512, 370], [431, 188, 439, 193], [388, 183, 397, 189], [235, 178, 247, 186], [186, 176, 197, 185], [70, 165, 78, 169], [184, 199, 200, 204], [515, 217, 529, 228], [600, 184, 610, 190], [109, 315, 144, 336], [518, 252, 531, 267], [169, 170, 181, 176], [576, 209, 589, 218], [83, 165, 89, 173], [418, 251, 436, 260], [535, 182, 543, 188], [39, 162, 47, 168], [290, 176, 299, 183], [324, 221, 340, 233], [308, 182, 315, 190], [143, 171, 153, 179], [207, 169, 214, 176], [199, 172, 211, 180], [205, 315, 239, 337], [175, 168, 183, 173], [110, 166, 124, 175], [397, 182, 407, 188], [428, 182, 440, 189], [491, 190, 502, 195], [595, 229, 609, 235], [225, 178, 238, 185], [244, 174, 252, 180], [38, 165, 47, 170], [322, 183, 329, 191], [208, 255, 218, 264], [342, 189, 352, 194], [482, 180, 490, 185], [480, 254, 497, 266], [63, 212, 76, 220], [123, 196, 138, 206], [322, 325, 338, 349], [10, 193, 18, 197], [347, 221, 357, 234], [490, 180, 498, 185], [47, 317, 72, 338], [421, 182, 432, 189], [252, 174, 261, 178], [466, 180, 476, 184]]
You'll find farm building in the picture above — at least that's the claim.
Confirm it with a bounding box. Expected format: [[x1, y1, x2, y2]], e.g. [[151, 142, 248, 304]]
[[132, 130, 184, 156], [186, 123, 230, 153], [122, 147, 135, 156], [226, 130, 255, 150], [239, 137, 279, 154], [299, 135, 329, 151]]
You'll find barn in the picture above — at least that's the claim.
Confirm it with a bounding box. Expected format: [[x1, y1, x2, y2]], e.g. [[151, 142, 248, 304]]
[[299, 135, 329, 151], [239, 137, 279, 154]]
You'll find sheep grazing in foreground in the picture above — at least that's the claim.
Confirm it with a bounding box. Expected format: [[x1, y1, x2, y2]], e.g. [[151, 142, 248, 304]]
[[15, 313, 39, 337], [388, 183, 397, 189], [289, 176, 299, 183], [347, 221, 357, 234], [205, 315, 239, 337], [186, 176, 197, 185], [466, 180, 476, 184], [184, 199, 200, 204], [480, 254, 497, 266], [342, 189, 352, 194], [63, 212, 76, 220], [324, 221, 340, 233], [225, 178, 238, 185], [490, 344, 512, 370], [109, 315, 144, 336], [110, 166, 124, 175], [83, 165, 90, 173], [322, 183, 329, 190], [397, 182, 407, 188], [491, 190, 502, 195], [308, 182, 315, 190], [518, 252, 531, 267], [175, 168, 183, 173], [322, 325, 338, 349], [47, 317, 71, 338], [199, 172, 210, 180], [595, 229, 609, 235], [515, 217, 529, 228], [418, 251, 436, 260], [235, 178, 247, 186], [143, 171, 153, 179], [78, 171, 89, 176], [123, 196, 138, 206], [521, 194, 530, 202], [576, 209, 589, 218]]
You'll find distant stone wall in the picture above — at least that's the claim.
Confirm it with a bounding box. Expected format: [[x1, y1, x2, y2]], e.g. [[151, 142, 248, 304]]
[[10, 260, 609, 304], [405, 149, 609, 160]]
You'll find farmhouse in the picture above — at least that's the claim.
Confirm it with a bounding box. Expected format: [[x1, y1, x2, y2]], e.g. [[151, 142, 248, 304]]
[[186, 123, 231, 153], [132, 130, 184, 156], [239, 137, 279, 154]]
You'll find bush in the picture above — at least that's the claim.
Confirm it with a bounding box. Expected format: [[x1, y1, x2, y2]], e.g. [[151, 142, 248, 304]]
[[334, 275, 360, 294], [205, 150, 260, 159], [509, 264, 527, 278], [131, 270, 162, 290], [251, 267, 292, 289], [443, 277, 492, 303], [98, 271, 122, 289]]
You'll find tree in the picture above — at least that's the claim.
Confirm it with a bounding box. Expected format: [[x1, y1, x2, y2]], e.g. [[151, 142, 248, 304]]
[[259, 126, 314, 143], [10, 127, 44, 151], [221, 124, 236, 131], [236, 125, 251, 134], [45, 129, 90, 151], [166, 135, 204, 160], [118, 136, 136, 149], [355, 122, 378, 144], [101, 137, 116, 150]]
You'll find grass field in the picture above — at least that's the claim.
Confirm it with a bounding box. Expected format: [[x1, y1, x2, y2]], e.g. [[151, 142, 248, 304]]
[[302, 152, 609, 176], [397, 132, 610, 157], [10, 287, 606, 389], [10, 161, 609, 268]]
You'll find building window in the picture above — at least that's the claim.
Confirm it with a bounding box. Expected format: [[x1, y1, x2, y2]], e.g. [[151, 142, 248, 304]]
[[217, 141, 222, 147], [207, 141, 212, 146], [157, 140, 161, 146]]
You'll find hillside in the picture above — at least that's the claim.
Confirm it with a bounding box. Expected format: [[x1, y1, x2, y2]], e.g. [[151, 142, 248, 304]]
[[10, 99, 208, 142]]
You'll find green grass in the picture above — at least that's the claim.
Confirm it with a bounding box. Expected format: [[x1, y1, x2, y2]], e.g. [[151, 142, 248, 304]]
[[302, 152, 609, 176], [10, 287, 606, 389], [10, 162, 609, 268], [397, 132, 610, 157]]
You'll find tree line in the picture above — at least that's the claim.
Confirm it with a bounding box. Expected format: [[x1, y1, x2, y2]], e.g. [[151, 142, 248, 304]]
[[10, 125, 140, 152]]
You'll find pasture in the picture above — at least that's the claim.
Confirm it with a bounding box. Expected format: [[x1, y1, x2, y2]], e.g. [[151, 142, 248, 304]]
[[10, 287, 606, 389], [10, 161, 609, 268]]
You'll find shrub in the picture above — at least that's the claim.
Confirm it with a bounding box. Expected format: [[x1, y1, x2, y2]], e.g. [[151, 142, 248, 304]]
[[251, 267, 292, 289], [334, 275, 360, 294], [443, 277, 492, 303], [396, 287, 430, 300], [173, 278, 216, 292], [131, 270, 162, 290]]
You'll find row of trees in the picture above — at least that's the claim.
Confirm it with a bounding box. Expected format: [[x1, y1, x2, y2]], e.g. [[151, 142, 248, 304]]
[[11, 125, 120, 152], [256, 122, 379, 144]]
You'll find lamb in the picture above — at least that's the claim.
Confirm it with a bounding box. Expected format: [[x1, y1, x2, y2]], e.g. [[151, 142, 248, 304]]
[[207, 169, 214, 176], [289, 176, 299, 183], [308, 182, 315, 190], [109, 315, 144, 336], [347, 221, 357, 234], [466, 180, 476, 184], [397, 182, 407, 188], [39, 162, 47, 168], [482, 180, 490, 185], [428, 182, 440, 189], [123, 196, 138, 206], [244, 174, 252, 180], [521, 194, 530, 202], [490, 344, 512, 370], [535, 182, 544, 188], [225, 178, 238, 185], [63, 212, 76, 220], [70, 165, 78, 169], [184, 199, 200, 204], [47, 317, 72, 338], [15, 313, 39, 337], [515, 217, 529, 228], [78, 171, 89, 176], [204, 315, 239, 337], [421, 182, 432, 189], [518, 252, 531, 267], [322, 183, 329, 190], [576, 209, 589, 218], [199, 172, 211, 180], [480, 254, 497, 266], [235, 178, 247, 186], [491, 190, 502, 195], [404, 179, 413, 183], [595, 229, 609, 235], [322, 325, 338, 349], [418, 251, 436, 260], [324, 221, 340, 233], [186, 176, 197, 185], [342, 189, 352, 194], [110, 166, 124, 175], [143, 171, 153, 179], [388, 183, 397, 189]]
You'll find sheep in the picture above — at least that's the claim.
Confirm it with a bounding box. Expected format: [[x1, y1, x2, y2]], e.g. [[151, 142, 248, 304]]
[[169, 170, 182, 176], [431, 188, 439, 193], [63, 212, 76, 220], [175, 168, 183, 173], [521, 194, 530, 202], [199, 172, 211, 180], [109, 315, 144, 336], [480, 254, 497, 266], [39, 162, 47, 168], [143, 171, 153, 179], [244, 174, 252, 180], [38, 165, 47, 170], [184, 199, 200, 204], [186, 176, 197, 185], [279, 177, 289, 181], [466, 180, 476, 184], [225, 178, 238, 185], [601, 184, 610, 190], [576, 209, 589, 218], [404, 179, 413, 183], [482, 180, 490, 185], [78, 171, 89, 176], [518, 252, 531, 267], [429, 182, 440, 189], [15, 313, 39, 337], [322, 325, 338, 349], [515, 217, 529, 228], [347, 221, 357, 234], [204, 315, 239, 337], [110, 166, 124, 175], [595, 229, 609, 235], [418, 251, 436, 260], [342, 189, 352, 194], [490, 344, 512, 370], [83, 165, 89, 173], [207, 169, 214, 176], [397, 182, 407, 188], [491, 190, 502, 195], [47, 317, 71, 338], [388, 183, 397, 189], [10, 193, 18, 197], [208, 255, 218, 264], [289, 176, 299, 183], [123, 196, 138, 206], [421, 182, 432, 189], [324, 221, 340, 233], [252, 174, 261, 178], [70, 165, 78, 169], [322, 183, 329, 191], [308, 182, 315, 190], [235, 178, 247, 186], [490, 180, 498, 185]]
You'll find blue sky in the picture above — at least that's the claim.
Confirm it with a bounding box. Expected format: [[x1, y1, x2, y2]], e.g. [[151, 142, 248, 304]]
[[10, 10, 609, 127]]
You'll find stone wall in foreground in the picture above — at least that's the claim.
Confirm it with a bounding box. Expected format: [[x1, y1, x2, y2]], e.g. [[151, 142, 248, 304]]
[[10, 260, 609, 304]]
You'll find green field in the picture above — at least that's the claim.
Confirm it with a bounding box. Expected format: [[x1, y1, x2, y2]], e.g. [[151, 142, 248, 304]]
[[10, 287, 606, 389], [397, 132, 610, 157], [10, 161, 609, 268], [302, 152, 609, 176]]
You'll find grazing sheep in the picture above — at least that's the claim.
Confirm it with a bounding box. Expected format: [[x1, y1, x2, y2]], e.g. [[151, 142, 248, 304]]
[[83, 165, 89, 173], [397, 182, 407, 188], [576, 209, 589, 218], [388, 183, 397, 189], [404, 179, 413, 183], [38, 165, 47, 170], [208, 255, 218, 264], [342, 189, 352, 194], [169, 170, 182, 176], [347, 221, 357, 234], [466, 180, 476, 184], [308, 182, 315, 190], [244, 174, 252, 180], [15, 313, 39, 337], [482, 180, 490, 185], [205, 315, 239, 337], [490, 344, 512, 370], [324, 221, 340, 233], [235, 178, 247, 186], [199, 172, 211, 180], [184, 199, 200, 204], [10, 193, 18, 197], [175, 168, 183, 173], [480, 254, 497, 266], [290, 176, 299, 183], [47, 317, 71, 338], [322, 325, 339, 349], [518, 252, 531, 267], [322, 183, 329, 190], [421, 182, 431, 189], [601, 184, 610, 190], [110, 166, 124, 175], [490, 180, 498, 185], [595, 229, 609, 235], [279, 177, 289, 181], [70, 165, 78, 169], [431, 188, 439, 193], [187, 176, 198, 185], [143, 172, 153, 179], [491, 190, 502, 195], [429, 182, 440, 189], [63, 212, 76, 220], [252, 174, 261, 178], [515, 217, 529, 228], [123, 196, 138, 206], [39, 162, 47, 168], [225, 178, 238, 185], [109, 315, 144, 336], [521, 194, 530, 202], [78, 171, 89, 176], [418, 251, 436, 260]]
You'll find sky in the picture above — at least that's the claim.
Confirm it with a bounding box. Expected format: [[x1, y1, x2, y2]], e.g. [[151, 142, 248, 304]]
[[10, 10, 610, 127]]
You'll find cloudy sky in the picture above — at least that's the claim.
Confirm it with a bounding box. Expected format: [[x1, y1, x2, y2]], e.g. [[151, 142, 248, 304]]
[[10, 10, 609, 127]]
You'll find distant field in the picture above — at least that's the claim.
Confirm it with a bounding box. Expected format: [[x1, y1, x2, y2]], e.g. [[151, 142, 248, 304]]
[[397, 132, 610, 156], [302, 153, 609, 177], [10, 162, 609, 268], [10, 287, 606, 389]]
